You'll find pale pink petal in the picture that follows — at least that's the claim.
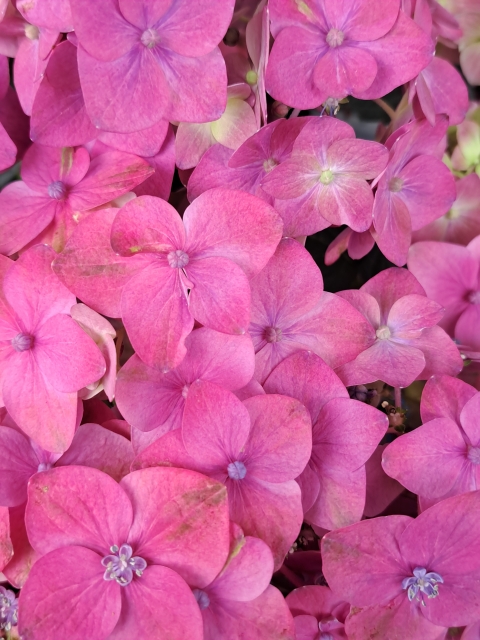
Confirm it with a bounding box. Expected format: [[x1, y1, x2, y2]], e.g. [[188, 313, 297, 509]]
[[18, 546, 121, 640], [26, 466, 133, 555], [175, 122, 215, 170], [460, 42, 480, 87], [122, 467, 229, 588], [211, 98, 257, 150]]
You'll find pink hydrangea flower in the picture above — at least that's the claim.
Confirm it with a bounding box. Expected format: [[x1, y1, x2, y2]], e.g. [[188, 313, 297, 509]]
[[134, 380, 312, 569], [322, 490, 480, 639], [71, 0, 235, 133], [382, 374, 480, 510], [0, 143, 153, 255], [408, 236, 480, 351], [19, 465, 230, 640], [249, 238, 375, 384], [0, 246, 106, 452], [103, 190, 282, 371], [116, 327, 255, 451], [261, 116, 389, 236], [193, 522, 295, 640], [0, 421, 133, 506], [286, 585, 350, 640], [266, 0, 433, 109], [264, 351, 388, 530], [335, 267, 463, 387], [372, 116, 456, 266], [413, 174, 480, 244]]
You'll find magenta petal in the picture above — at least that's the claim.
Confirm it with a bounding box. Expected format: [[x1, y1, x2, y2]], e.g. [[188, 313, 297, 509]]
[[108, 564, 203, 640], [421, 375, 477, 424], [243, 394, 312, 482], [99, 118, 169, 158], [321, 516, 411, 607], [117, 0, 172, 29], [187, 256, 251, 335], [327, 138, 388, 179], [313, 46, 378, 99], [459, 393, 480, 445], [364, 445, 404, 518], [382, 418, 467, 498], [0, 505, 12, 570], [18, 546, 121, 640], [373, 190, 412, 266], [3, 503, 35, 588], [360, 267, 426, 317], [122, 467, 229, 588], [26, 466, 133, 556], [0, 426, 37, 506], [52, 209, 148, 319], [414, 326, 463, 380], [57, 423, 133, 482], [182, 380, 250, 468], [18, 0, 73, 32], [183, 188, 282, 278], [121, 262, 193, 371], [34, 314, 105, 393], [317, 174, 375, 232], [417, 57, 469, 127], [387, 294, 444, 338]]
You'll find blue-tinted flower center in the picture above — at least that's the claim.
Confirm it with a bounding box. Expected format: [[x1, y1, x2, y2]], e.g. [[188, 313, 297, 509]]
[[192, 588, 210, 610], [402, 567, 443, 605], [102, 544, 147, 586], [0, 586, 18, 632], [48, 180, 67, 200], [389, 176, 404, 192], [11, 332, 33, 352], [326, 28, 344, 47], [263, 158, 278, 173], [141, 28, 160, 48], [467, 445, 480, 465], [375, 325, 391, 340], [264, 326, 283, 343], [227, 460, 247, 480], [468, 290, 480, 304], [167, 249, 189, 269]]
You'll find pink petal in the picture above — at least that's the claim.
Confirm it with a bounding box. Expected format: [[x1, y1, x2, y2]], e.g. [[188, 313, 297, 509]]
[[421, 375, 477, 424], [455, 304, 480, 351], [34, 314, 105, 393], [108, 564, 203, 640], [18, 546, 121, 640], [0, 505, 12, 570], [57, 423, 133, 482], [183, 188, 282, 278], [382, 418, 467, 498], [416, 57, 469, 127], [372, 189, 412, 266], [117, 0, 172, 30], [52, 209, 148, 319], [99, 118, 169, 158], [414, 325, 463, 380], [18, 0, 73, 31], [0, 121, 16, 172], [321, 516, 412, 607], [327, 138, 388, 179], [133, 127, 176, 199], [22, 143, 90, 191], [122, 467, 229, 588], [182, 380, 250, 468], [360, 266, 426, 318], [317, 173, 375, 232], [387, 294, 444, 338], [364, 445, 404, 517], [243, 394, 312, 482], [261, 154, 321, 200], [121, 262, 193, 371], [175, 122, 215, 170], [313, 46, 378, 99], [460, 42, 480, 86], [3, 503, 36, 588], [459, 393, 480, 445], [26, 466, 133, 555], [132, 427, 205, 471], [211, 98, 257, 150], [0, 426, 37, 506], [336, 289, 381, 327]]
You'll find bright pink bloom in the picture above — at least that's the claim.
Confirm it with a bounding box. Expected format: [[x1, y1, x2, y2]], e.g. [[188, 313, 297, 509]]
[[0, 143, 153, 255], [0, 246, 105, 452], [107, 190, 282, 371], [264, 351, 388, 530], [72, 0, 234, 133], [335, 267, 463, 387], [322, 490, 480, 638], [116, 327, 254, 451], [408, 237, 480, 351], [261, 117, 389, 235], [383, 374, 480, 510], [193, 523, 295, 640], [372, 117, 456, 266], [266, 0, 433, 109], [187, 116, 310, 204], [249, 238, 374, 383], [0, 55, 17, 171], [134, 380, 312, 569], [413, 174, 480, 245], [286, 585, 349, 640], [0, 421, 133, 507], [19, 465, 230, 640]]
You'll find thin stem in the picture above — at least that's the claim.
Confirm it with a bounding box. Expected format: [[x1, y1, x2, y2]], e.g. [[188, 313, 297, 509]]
[[373, 98, 395, 121], [278, 564, 304, 588], [394, 387, 402, 408], [289, 108, 301, 118]]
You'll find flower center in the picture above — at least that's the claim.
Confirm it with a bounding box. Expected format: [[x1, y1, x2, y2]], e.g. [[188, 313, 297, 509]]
[[446, 207, 460, 220], [467, 445, 480, 465], [227, 460, 247, 480], [318, 615, 344, 639], [468, 290, 480, 304], [140, 28, 160, 48], [11, 333, 34, 352], [320, 169, 334, 185], [389, 176, 404, 192], [167, 250, 189, 269], [326, 28, 344, 47], [402, 567, 443, 605], [264, 326, 283, 343], [263, 158, 278, 173], [48, 180, 67, 200], [192, 588, 210, 610], [376, 325, 391, 340], [102, 544, 147, 586], [25, 24, 40, 40], [246, 69, 258, 85], [181, 384, 190, 399], [37, 462, 53, 472], [0, 586, 18, 632]]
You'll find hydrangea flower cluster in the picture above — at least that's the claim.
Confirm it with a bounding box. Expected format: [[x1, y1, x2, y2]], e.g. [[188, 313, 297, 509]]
[[0, 0, 479, 638]]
